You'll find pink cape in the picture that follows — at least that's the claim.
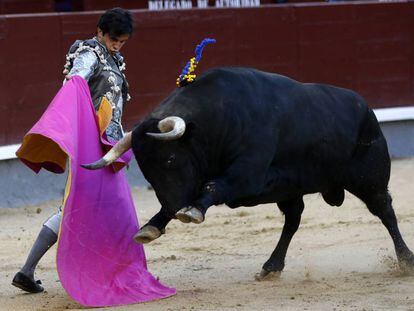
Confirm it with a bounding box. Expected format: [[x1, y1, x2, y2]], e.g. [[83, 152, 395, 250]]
[[16, 76, 176, 307]]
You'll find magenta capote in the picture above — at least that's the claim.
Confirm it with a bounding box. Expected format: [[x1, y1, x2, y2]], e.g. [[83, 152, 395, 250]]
[[16, 76, 176, 307]]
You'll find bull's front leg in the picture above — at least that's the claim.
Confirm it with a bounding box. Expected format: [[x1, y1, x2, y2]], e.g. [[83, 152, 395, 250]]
[[134, 207, 172, 244], [175, 181, 222, 224], [176, 152, 272, 224]]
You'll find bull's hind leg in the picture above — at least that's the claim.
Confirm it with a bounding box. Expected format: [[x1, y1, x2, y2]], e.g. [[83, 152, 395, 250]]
[[257, 197, 304, 280], [346, 129, 414, 271], [351, 190, 414, 271]]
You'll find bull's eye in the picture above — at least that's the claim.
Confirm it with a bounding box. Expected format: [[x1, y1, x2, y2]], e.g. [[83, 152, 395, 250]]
[[165, 154, 176, 168]]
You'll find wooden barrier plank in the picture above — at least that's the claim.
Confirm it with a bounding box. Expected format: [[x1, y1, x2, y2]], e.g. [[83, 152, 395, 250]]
[[0, 0, 54, 14], [0, 14, 61, 146], [234, 7, 298, 76], [1, 2, 413, 145], [81, 0, 148, 11]]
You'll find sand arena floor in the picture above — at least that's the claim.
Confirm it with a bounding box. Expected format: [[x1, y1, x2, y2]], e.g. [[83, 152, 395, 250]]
[[1, 158, 413, 310]]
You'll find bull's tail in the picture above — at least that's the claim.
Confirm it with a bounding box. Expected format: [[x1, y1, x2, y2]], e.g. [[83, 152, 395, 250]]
[[357, 108, 385, 147], [81, 132, 132, 170], [347, 105, 390, 189]]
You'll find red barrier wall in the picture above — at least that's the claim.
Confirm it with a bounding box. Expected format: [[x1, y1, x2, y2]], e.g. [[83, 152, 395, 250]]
[[0, 0, 55, 14], [0, 1, 279, 14], [1, 1, 413, 146]]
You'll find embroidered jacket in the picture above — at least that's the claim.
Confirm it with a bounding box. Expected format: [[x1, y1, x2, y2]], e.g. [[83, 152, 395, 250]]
[[63, 37, 131, 141]]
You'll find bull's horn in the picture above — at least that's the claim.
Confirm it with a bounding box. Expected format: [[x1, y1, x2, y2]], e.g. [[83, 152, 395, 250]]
[[146, 116, 186, 140], [81, 132, 132, 170]]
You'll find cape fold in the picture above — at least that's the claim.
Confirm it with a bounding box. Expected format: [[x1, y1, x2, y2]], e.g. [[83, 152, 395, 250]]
[[16, 76, 176, 307]]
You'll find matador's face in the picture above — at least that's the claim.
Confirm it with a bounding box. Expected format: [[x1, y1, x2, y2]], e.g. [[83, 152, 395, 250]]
[[97, 28, 129, 55]]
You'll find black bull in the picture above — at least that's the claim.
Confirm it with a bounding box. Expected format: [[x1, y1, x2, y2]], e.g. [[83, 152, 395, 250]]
[[84, 67, 414, 278]]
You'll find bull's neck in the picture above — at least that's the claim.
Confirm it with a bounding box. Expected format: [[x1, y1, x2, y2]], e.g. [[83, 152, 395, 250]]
[[192, 116, 233, 179]]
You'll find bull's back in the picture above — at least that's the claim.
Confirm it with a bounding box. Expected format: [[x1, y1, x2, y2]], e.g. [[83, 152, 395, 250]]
[[175, 67, 382, 165], [232, 68, 384, 190], [198, 67, 368, 132], [274, 82, 368, 154]]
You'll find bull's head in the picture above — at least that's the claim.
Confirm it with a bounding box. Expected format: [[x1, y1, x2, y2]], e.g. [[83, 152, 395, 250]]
[[82, 116, 206, 217], [81, 116, 186, 169]]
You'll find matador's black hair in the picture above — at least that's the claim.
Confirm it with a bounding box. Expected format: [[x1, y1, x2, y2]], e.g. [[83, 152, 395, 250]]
[[97, 7, 134, 38]]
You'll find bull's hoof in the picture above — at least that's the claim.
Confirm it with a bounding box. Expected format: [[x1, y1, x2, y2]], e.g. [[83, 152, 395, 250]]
[[133, 225, 162, 244], [254, 269, 281, 281], [397, 251, 414, 274], [175, 207, 191, 223], [175, 207, 204, 224], [398, 258, 414, 274], [399, 262, 414, 275]]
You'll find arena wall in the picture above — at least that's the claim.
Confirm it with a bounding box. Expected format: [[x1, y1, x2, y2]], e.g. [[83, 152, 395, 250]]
[[0, 2, 413, 207], [1, 1, 413, 146]]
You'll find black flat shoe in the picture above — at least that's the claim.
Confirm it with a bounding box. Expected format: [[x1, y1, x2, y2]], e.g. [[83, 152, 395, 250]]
[[12, 272, 44, 293]]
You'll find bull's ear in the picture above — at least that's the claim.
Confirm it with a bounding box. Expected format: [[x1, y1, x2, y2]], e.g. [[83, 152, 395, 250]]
[[135, 118, 160, 136], [147, 118, 162, 133], [180, 121, 196, 141]]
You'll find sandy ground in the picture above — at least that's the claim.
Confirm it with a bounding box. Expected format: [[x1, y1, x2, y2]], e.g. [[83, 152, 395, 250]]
[[1, 158, 414, 311]]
